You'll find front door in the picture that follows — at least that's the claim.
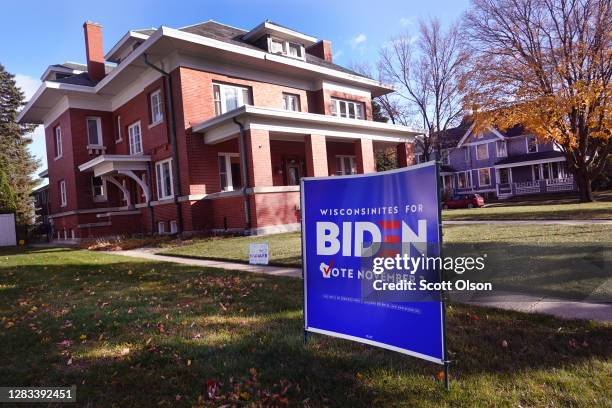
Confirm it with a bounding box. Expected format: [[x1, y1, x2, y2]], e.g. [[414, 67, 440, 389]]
[[284, 156, 303, 185]]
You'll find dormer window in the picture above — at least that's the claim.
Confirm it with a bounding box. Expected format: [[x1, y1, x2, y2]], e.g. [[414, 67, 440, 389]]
[[268, 37, 304, 60]]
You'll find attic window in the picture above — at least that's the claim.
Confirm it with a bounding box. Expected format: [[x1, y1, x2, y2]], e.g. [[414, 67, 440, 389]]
[[268, 37, 304, 60]]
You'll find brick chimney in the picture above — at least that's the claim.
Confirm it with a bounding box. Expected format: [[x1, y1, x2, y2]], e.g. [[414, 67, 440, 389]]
[[307, 40, 333, 63], [83, 21, 106, 82]]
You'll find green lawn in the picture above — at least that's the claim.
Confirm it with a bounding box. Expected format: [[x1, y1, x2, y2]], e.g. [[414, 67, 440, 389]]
[[443, 191, 612, 220], [0, 248, 610, 407], [161, 224, 611, 301]]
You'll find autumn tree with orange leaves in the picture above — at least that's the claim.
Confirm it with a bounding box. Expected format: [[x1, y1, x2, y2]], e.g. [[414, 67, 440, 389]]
[[463, 0, 611, 202]]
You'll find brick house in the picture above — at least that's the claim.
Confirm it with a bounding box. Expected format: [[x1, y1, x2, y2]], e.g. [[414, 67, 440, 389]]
[[18, 20, 420, 239]]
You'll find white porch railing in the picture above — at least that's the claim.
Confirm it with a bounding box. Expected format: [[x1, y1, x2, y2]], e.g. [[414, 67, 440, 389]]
[[514, 180, 541, 194], [545, 178, 575, 192]]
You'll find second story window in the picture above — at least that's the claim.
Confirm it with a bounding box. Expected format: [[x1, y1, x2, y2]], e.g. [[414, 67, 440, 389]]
[[441, 150, 450, 165], [496, 140, 507, 157], [150, 89, 164, 125], [282, 93, 300, 112], [54, 126, 62, 159], [86, 117, 103, 147], [128, 121, 143, 155], [527, 136, 538, 153], [464, 147, 470, 162], [476, 143, 489, 160], [331, 98, 365, 120], [213, 83, 252, 116], [59, 180, 67, 207]]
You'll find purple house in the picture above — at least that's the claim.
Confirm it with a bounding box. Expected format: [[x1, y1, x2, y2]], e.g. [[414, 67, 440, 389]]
[[415, 121, 576, 199]]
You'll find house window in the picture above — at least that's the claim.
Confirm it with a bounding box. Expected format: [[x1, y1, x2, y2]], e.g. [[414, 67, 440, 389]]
[[155, 158, 174, 199], [270, 38, 285, 54], [86, 117, 103, 146], [59, 180, 67, 207], [498, 168, 510, 184], [91, 176, 106, 201], [268, 38, 304, 59], [496, 140, 507, 157], [527, 136, 538, 153], [116, 116, 122, 143], [457, 171, 472, 188], [282, 93, 300, 112], [150, 89, 164, 125], [464, 147, 470, 162], [218, 153, 242, 191], [478, 168, 491, 186], [335, 155, 357, 176], [128, 121, 143, 155], [212, 83, 252, 116], [441, 150, 450, 165], [54, 126, 62, 159], [158, 221, 167, 234], [331, 98, 365, 120], [414, 153, 423, 164], [476, 143, 489, 160], [170, 220, 178, 234]]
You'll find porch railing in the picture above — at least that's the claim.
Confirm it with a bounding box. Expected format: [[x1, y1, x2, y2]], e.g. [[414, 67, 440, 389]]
[[496, 177, 575, 198], [545, 177, 575, 192]]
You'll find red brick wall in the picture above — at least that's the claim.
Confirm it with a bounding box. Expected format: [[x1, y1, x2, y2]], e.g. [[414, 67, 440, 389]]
[[305, 135, 328, 177]]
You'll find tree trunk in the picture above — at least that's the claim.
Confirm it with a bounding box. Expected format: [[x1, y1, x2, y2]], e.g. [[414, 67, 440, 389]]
[[575, 168, 594, 202]]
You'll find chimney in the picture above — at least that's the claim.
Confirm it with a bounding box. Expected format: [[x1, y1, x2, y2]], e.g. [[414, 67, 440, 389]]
[[307, 40, 333, 63], [83, 21, 106, 82]]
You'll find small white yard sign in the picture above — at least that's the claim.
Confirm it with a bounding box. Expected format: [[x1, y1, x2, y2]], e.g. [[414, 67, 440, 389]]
[[249, 243, 269, 265]]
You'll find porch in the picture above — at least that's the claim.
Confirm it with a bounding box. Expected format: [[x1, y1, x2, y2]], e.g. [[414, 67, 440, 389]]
[[495, 154, 575, 199], [191, 105, 421, 233]]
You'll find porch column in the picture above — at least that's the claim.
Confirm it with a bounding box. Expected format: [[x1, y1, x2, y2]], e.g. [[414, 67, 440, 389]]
[[305, 134, 328, 177], [354, 138, 376, 174], [243, 129, 273, 187], [396, 141, 415, 167]]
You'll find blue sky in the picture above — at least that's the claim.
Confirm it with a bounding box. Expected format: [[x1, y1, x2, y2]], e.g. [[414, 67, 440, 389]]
[[1, 0, 469, 179]]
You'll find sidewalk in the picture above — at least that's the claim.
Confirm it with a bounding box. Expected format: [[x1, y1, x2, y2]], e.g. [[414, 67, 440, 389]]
[[443, 219, 612, 225], [109, 248, 611, 323]]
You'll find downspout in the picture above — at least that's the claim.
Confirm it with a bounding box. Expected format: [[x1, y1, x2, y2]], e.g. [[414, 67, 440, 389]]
[[146, 162, 156, 234], [143, 53, 183, 235], [233, 117, 252, 232]]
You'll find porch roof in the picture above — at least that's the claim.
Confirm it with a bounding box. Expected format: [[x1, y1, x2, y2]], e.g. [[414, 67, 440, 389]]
[[78, 154, 151, 177], [495, 151, 565, 168], [191, 105, 424, 144]]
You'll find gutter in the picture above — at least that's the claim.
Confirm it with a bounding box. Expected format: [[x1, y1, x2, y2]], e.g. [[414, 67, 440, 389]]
[[144, 53, 184, 235], [233, 117, 252, 232]]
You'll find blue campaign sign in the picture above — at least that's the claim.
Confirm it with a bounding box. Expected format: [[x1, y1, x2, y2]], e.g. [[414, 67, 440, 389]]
[[301, 162, 446, 364]]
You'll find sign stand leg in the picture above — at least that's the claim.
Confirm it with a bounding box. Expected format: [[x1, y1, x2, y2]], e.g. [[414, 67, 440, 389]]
[[444, 360, 450, 391]]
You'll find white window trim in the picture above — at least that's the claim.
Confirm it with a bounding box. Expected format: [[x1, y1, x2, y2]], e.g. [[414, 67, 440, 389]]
[[155, 158, 174, 200], [526, 136, 539, 153], [335, 155, 357, 175], [91, 176, 107, 202], [54, 126, 63, 159], [149, 89, 164, 126], [157, 221, 167, 235], [476, 143, 489, 160], [456, 170, 473, 188], [86, 116, 103, 148], [496, 140, 507, 158], [170, 220, 178, 234], [213, 82, 252, 115], [128, 121, 143, 155], [441, 150, 450, 165], [282, 93, 301, 112], [59, 180, 67, 207], [478, 168, 491, 186], [115, 115, 123, 143], [218, 152, 240, 191], [267, 37, 305, 60], [331, 98, 365, 120]]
